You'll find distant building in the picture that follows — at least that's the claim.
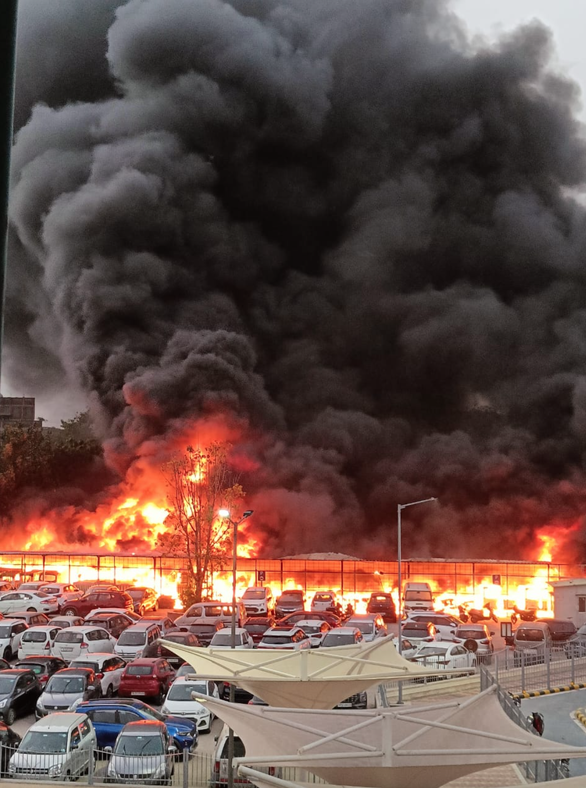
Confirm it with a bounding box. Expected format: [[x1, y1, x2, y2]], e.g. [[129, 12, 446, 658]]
[[0, 396, 40, 429]]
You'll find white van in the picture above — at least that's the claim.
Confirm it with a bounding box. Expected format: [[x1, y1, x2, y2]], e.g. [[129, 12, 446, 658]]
[[18, 626, 62, 660], [241, 587, 274, 616], [8, 712, 96, 780], [403, 582, 434, 612], [114, 622, 162, 661], [513, 621, 553, 666], [175, 601, 247, 628]]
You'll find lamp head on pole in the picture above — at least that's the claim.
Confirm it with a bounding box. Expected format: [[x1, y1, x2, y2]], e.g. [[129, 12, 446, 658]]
[[218, 508, 231, 518]]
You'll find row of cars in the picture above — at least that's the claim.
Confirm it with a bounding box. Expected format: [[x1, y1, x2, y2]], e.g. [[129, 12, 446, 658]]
[[242, 587, 397, 622]]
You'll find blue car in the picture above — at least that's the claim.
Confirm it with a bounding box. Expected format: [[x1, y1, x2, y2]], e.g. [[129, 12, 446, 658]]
[[76, 699, 198, 751]]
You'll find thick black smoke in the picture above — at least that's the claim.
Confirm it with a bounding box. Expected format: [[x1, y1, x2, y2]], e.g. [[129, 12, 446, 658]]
[[8, 0, 586, 559]]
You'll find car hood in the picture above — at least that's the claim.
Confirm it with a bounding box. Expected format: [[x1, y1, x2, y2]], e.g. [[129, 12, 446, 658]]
[[164, 699, 208, 715], [11, 752, 68, 767], [164, 715, 198, 733], [40, 691, 82, 707]]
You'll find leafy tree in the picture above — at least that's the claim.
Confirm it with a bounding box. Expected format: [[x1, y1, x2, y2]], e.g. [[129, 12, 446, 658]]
[[158, 442, 244, 607]]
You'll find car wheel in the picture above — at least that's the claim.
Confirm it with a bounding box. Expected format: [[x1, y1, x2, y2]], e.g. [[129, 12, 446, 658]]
[[5, 708, 15, 726], [106, 684, 114, 698], [3, 647, 11, 662], [26, 607, 36, 612], [63, 608, 76, 617], [155, 689, 164, 706]]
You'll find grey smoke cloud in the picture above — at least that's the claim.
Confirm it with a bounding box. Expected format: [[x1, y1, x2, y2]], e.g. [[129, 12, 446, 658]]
[[7, 0, 586, 559]]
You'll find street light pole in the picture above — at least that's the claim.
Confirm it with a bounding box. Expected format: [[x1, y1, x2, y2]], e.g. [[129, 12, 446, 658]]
[[218, 508, 253, 788], [396, 497, 437, 704]]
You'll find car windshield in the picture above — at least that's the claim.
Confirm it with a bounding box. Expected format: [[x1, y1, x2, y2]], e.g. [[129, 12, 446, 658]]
[[22, 631, 48, 642], [298, 624, 321, 634], [416, 647, 446, 658], [40, 587, 61, 595], [168, 682, 207, 701], [261, 635, 293, 645], [127, 590, 145, 600], [243, 590, 265, 599], [165, 634, 191, 644], [16, 663, 44, 675], [402, 628, 428, 638], [127, 665, 153, 676], [0, 627, 14, 638], [211, 634, 241, 646], [516, 629, 545, 642], [322, 634, 353, 646], [190, 626, 215, 634], [55, 632, 83, 643], [245, 624, 269, 633], [36, 592, 49, 598], [279, 594, 302, 602], [118, 631, 147, 646], [348, 622, 374, 634], [0, 677, 16, 694], [114, 734, 164, 756], [371, 595, 390, 602], [70, 661, 98, 672], [46, 676, 85, 693], [313, 594, 332, 602], [20, 731, 68, 754], [457, 629, 484, 639]]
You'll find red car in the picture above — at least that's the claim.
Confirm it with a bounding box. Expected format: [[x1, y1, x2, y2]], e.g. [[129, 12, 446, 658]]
[[118, 658, 175, 704]]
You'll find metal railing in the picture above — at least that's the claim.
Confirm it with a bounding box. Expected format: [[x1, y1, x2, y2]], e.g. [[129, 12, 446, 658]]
[[483, 645, 586, 695]]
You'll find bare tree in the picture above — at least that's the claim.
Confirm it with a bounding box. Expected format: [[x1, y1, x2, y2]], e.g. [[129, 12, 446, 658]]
[[159, 442, 244, 606]]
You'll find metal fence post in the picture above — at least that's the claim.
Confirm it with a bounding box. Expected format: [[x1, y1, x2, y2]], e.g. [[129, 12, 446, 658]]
[[183, 746, 189, 788], [88, 750, 94, 785], [572, 650, 576, 685], [521, 651, 525, 693], [546, 648, 551, 690]]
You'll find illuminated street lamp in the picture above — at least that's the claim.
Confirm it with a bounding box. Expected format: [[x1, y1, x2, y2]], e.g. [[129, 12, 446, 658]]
[[217, 508, 254, 788], [397, 497, 437, 704]]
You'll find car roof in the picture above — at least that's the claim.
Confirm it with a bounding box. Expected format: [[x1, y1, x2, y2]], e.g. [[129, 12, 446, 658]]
[[70, 652, 119, 662], [31, 713, 88, 730], [211, 627, 247, 635], [171, 676, 205, 685], [24, 625, 59, 632], [0, 668, 35, 678], [455, 623, 488, 630], [120, 720, 166, 733], [126, 658, 163, 665], [16, 656, 61, 663], [57, 625, 107, 632], [0, 618, 29, 625], [77, 698, 148, 710], [347, 615, 378, 622], [124, 622, 161, 630], [54, 667, 93, 675], [262, 627, 300, 636], [325, 627, 361, 634]]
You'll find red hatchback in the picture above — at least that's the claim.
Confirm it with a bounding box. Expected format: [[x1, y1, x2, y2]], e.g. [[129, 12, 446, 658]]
[[118, 658, 175, 704]]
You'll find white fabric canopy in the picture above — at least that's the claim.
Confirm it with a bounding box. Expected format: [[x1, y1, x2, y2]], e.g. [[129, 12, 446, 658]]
[[193, 686, 586, 788], [161, 637, 470, 709]]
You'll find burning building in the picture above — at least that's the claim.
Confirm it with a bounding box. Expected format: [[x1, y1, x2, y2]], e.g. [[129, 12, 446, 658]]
[[4, 1, 586, 564]]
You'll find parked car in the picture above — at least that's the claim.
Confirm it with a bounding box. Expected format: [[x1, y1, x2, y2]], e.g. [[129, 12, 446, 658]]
[[69, 653, 127, 697], [61, 590, 134, 618], [411, 642, 477, 671], [257, 627, 312, 650], [543, 619, 578, 643], [146, 631, 201, 667], [182, 621, 223, 647], [454, 624, 495, 660], [0, 591, 59, 615], [278, 610, 341, 628], [17, 625, 62, 660], [16, 583, 46, 593], [115, 623, 163, 661], [13, 656, 67, 689], [310, 591, 338, 613], [211, 723, 278, 788], [84, 612, 132, 640], [209, 628, 254, 649], [76, 698, 198, 751], [513, 621, 552, 666], [125, 587, 159, 616], [105, 720, 175, 784], [565, 624, 586, 657], [391, 636, 418, 659], [85, 608, 141, 625], [294, 620, 331, 647], [405, 612, 462, 641], [0, 619, 28, 661], [161, 676, 220, 733], [139, 613, 178, 633], [320, 627, 364, 648], [400, 621, 439, 644], [38, 583, 82, 610], [51, 616, 85, 629], [0, 669, 42, 724], [366, 592, 397, 623], [118, 658, 176, 703], [335, 691, 368, 709], [8, 712, 96, 781], [52, 626, 114, 661], [36, 667, 102, 717], [9, 612, 49, 628], [274, 590, 305, 619], [345, 615, 387, 642], [0, 721, 21, 774], [241, 587, 274, 617], [242, 617, 275, 645], [174, 601, 246, 629]]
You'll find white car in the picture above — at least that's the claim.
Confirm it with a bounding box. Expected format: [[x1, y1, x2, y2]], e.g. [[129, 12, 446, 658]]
[[391, 636, 418, 660], [404, 613, 462, 641], [453, 623, 495, 659], [84, 608, 141, 624], [257, 627, 312, 650], [17, 625, 62, 659], [17, 583, 46, 593], [411, 642, 477, 671], [38, 583, 82, 610], [345, 615, 387, 642], [320, 627, 364, 648], [161, 676, 220, 732], [51, 616, 85, 629], [69, 653, 127, 697], [52, 626, 114, 661], [0, 619, 28, 661], [0, 590, 59, 615], [310, 591, 337, 612], [209, 628, 254, 649], [294, 619, 331, 647]]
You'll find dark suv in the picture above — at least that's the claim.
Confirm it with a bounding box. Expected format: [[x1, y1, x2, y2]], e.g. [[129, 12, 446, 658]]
[[61, 591, 133, 618], [366, 593, 397, 623], [0, 669, 41, 725]]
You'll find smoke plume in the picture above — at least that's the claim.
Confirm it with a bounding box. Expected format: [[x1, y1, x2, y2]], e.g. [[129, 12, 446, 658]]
[[8, 0, 586, 560]]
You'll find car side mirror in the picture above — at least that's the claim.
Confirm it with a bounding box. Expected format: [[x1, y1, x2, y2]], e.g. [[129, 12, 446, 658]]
[[104, 746, 113, 755], [214, 736, 219, 743], [168, 746, 178, 754], [71, 743, 79, 751]]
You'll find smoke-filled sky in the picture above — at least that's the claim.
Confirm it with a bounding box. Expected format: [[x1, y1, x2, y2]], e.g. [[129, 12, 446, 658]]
[[7, 0, 586, 560]]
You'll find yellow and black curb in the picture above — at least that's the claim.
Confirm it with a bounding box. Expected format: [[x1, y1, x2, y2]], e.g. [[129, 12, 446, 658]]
[[576, 709, 586, 728], [511, 682, 586, 702]]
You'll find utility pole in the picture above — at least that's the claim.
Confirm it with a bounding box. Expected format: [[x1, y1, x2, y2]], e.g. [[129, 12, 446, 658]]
[[0, 1, 18, 392]]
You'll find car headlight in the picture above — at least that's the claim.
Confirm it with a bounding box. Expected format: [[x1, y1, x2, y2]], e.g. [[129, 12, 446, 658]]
[[106, 765, 118, 778], [154, 764, 167, 778], [36, 700, 45, 710], [8, 764, 15, 774], [48, 764, 63, 776], [160, 705, 169, 714], [0, 699, 8, 709]]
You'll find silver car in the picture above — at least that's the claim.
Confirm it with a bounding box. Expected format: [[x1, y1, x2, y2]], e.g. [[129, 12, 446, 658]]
[[106, 720, 175, 784], [36, 668, 101, 718]]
